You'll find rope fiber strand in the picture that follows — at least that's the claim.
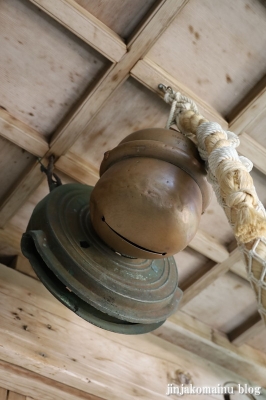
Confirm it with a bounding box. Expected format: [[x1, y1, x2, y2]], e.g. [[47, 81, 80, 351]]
[[159, 84, 266, 324]]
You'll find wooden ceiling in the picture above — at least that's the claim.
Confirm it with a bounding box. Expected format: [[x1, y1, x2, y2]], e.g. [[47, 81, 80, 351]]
[[0, 0, 266, 399]]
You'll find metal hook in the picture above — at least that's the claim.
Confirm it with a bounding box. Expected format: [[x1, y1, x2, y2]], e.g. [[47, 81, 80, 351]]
[[38, 155, 62, 192], [158, 84, 174, 94]]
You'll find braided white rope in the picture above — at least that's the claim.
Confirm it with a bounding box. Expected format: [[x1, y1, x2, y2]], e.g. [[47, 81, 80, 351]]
[[162, 87, 266, 323], [163, 89, 265, 217], [164, 90, 199, 132]]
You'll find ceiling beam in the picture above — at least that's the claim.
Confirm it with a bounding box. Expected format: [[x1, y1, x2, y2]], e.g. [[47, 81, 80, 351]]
[[0, 161, 46, 228], [11, 255, 38, 280], [227, 76, 266, 174], [237, 132, 266, 176], [129, 57, 266, 344], [0, 264, 264, 399], [6, 393, 25, 400], [49, 0, 189, 157], [228, 312, 264, 347], [0, 226, 22, 254], [130, 57, 228, 129], [0, 109, 48, 157], [229, 77, 266, 135], [189, 230, 229, 263], [0, 0, 189, 228], [0, 388, 7, 400], [56, 153, 99, 186], [131, 58, 266, 177], [0, 359, 103, 400], [2, 223, 257, 348], [181, 249, 243, 307], [154, 310, 266, 388], [28, 0, 127, 63]]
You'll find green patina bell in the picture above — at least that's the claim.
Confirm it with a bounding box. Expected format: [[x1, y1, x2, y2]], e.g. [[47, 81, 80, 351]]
[[21, 128, 211, 334]]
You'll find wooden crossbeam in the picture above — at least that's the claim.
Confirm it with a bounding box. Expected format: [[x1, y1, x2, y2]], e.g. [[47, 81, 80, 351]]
[[0, 360, 103, 400], [0, 0, 264, 388], [2, 218, 257, 347], [130, 57, 266, 344], [131, 58, 266, 178], [228, 312, 264, 347], [49, 0, 189, 157], [228, 76, 266, 174], [0, 0, 188, 228], [154, 310, 266, 388], [0, 68, 111, 228], [189, 230, 229, 264], [56, 153, 99, 186], [0, 110, 48, 157], [0, 265, 265, 399], [181, 249, 243, 307], [238, 132, 266, 176], [6, 392, 25, 400], [28, 0, 127, 63], [0, 222, 259, 352], [0, 388, 7, 400], [130, 57, 228, 129], [229, 77, 266, 135], [0, 225, 22, 254], [11, 255, 38, 280], [0, 161, 46, 228]]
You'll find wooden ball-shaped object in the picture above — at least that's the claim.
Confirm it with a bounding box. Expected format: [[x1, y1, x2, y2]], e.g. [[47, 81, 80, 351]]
[[90, 128, 212, 259]]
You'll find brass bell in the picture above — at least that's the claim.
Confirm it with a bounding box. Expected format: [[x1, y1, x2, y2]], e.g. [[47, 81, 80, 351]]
[[90, 128, 211, 259], [21, 126, 211, 335]]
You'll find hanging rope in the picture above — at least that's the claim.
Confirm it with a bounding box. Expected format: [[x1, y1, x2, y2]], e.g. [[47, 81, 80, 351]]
[[159, 83, 266, 323]]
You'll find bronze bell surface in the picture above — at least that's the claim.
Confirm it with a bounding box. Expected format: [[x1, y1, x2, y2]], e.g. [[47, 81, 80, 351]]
[[21, 127, 211, 335], [90, 128, 211, 259]]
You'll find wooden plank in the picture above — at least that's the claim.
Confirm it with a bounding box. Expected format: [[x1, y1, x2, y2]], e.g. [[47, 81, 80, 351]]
[[8, 393, 25, 400], [28, 0, 126, 62], [154, 310, 266, 388], [0, 162, 45, 228], [0, 226, 21, 254], [10, 255, 38, 280], [146, 0, 266, 116], [0, 0, 188, 228], [0, 137, 36, 201], [130, 58, 228, 129], [174, 247, 210, 287], [56, 153, 99, 186], [130, 58, 266, 179], [74, 0, 157, 40], [68, 77, 172, 170], [189, 230, 229, 263], [245, 325, 266, 354], [181, 249, 242, 306], [0, 110, 48, 157], [228, 251, 248, 281], [0, 388, 7, 400], [229, 82, 266, 135], [50, 0, 189, 157], [228, 312, 264, 346], [0, 0, 108, 138], [244, 107, 266, 149], [0, 360, 103, 400], [238, 132, 266, 176], [0, 265, 264, 398], [183, 271, 259, 334]]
